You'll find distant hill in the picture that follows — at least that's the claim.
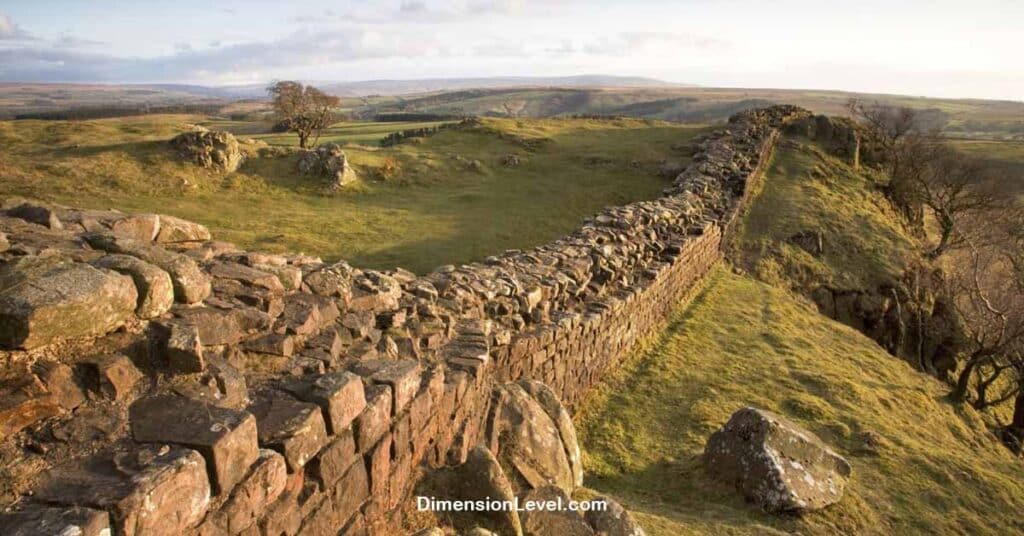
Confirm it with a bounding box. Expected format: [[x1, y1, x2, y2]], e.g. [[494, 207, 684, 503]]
[[318, 75, 687, 96]]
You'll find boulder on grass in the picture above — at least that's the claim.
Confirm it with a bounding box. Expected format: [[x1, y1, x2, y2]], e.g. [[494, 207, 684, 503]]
[[298, 143, 358, 189], [703, 407, 851, 514], [170, 130, 243, 173]]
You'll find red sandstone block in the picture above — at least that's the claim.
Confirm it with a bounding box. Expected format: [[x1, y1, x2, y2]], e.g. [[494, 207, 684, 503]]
[[367, 432, 392, 499], [249, 396, 328, 472], [130, 394, 259, 495], [409, 389, 432, 433], [350, 359, 422, 415], [36, 446, 210, 536], [331, 455, 370, 529], [220, 450, 287, 534], [260, 491, 302, 536], [0, 505, 110, 536], [388, 453, 413, 510], [313, 429, 358, 487], [393, 411, 412, 458], [354, 385, 392, 452], [282, 371, 366, 435]]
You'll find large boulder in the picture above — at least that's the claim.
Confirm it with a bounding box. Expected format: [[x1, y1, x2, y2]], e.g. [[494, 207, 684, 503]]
[[447, 446, 523, 536], [170, 130, 243, 173], [0, 262, 138, 349], [703, 407, 851, 514], [518, 485, 594, 536], [298, 143, 358, 189], [584, 496, 646, 536], [487, 380, 582, 496]]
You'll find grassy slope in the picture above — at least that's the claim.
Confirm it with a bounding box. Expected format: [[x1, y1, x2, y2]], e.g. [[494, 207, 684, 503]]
[[0, 115, 700, 273], [575, 134, 1024, 535], [732, 137, 917, 292], [576, 267, 1024, 535]]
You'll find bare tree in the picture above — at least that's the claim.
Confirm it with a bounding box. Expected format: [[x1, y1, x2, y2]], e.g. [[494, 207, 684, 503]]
[[913, 146, 1001, 259], [267, 81, 341, 148], [945, 222, 1024, 412], [847, 99, 928, 226]]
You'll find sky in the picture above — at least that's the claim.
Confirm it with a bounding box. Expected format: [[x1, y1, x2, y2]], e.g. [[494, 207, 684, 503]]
[[0, 0, 1020, 101]]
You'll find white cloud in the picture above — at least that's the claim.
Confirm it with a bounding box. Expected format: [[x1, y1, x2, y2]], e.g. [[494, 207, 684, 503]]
[[0, 12, 35, 40]]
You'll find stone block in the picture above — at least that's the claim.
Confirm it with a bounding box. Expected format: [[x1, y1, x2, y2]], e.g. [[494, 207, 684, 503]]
[[0, 504, 110, 536], [36, 446, 211, 536], [353, 385, 391, 453], [91, 254, 174, 318], [0, 263, 137, 349], [250, 396, 328, 471], [130, 394, 259, 495], [283, 371, 366, 435]]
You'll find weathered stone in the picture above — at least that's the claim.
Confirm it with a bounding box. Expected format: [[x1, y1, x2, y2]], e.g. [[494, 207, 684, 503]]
[[367, 432, 392, 497], [298, 143, 359, 188], [313, 429, 357, 486], [584, 496, 646, 536], [131, 394, 259, 494], [250, 396, 329, 471], [36, 446, 211, 536], [89, 354, 144, 401], [173, 354, 248, 409], [351, 359, 422, 415], [0, 376, 62, 440], [110, 213, 161, 241], [519, 485, 594, 536], [703, 407, 851, 513], [6, 202, 63, 229], [0, 505, 110, 536], [91, 254, 174, 318], [166, 321, 205, 373], [170, 129, 243, 173], [155, 214, 212, 243], [0, 263, 137, 349], [304, 261, 353, 299], [449, 446, 522, 536], [219, 449, 288, 534], [243, 332, 295, 356], [34, 360, 87, 411], [174, 306, 244, 346], [330, 454, 370, 529], [517, 379, 583, 488], [490, 382, 575, 495], [354, 385, 392, 452], [85, 234, 211, 303], [209, 261, 284, 293], [283, 371, 366, 435]]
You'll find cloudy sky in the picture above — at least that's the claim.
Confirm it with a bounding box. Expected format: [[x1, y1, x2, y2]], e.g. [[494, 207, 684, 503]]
[[0, 0, 1020, 100]]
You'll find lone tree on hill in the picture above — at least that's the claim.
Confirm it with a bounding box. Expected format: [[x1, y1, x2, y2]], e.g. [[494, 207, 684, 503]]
[[267, 81, 340, 148]]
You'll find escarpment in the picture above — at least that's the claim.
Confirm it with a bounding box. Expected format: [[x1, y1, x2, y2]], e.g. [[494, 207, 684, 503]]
[[0, 105, 808, 535]]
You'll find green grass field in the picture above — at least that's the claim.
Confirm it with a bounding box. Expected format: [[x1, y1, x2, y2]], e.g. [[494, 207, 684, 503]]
[[575, 267, 1024, 535], [0, 114, 701, 272]]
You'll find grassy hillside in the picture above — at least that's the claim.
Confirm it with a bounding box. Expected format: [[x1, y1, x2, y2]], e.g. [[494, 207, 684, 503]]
[[732, 137, 918, 292], [575, 267, 1024, 535], [372, 87, 1024, 140], [0, 115, 700, 272]]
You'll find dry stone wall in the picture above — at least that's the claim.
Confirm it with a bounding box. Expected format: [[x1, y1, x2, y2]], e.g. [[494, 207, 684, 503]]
[[0, 105, 808, 536]]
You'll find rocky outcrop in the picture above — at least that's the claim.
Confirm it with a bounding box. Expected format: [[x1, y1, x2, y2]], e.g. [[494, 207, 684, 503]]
[[298, 143, 359, 189], [0, 106, 803, 534], [170, 129, 244, 173], [704, 407, 851, 514], [486, 380, 582, 495]]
